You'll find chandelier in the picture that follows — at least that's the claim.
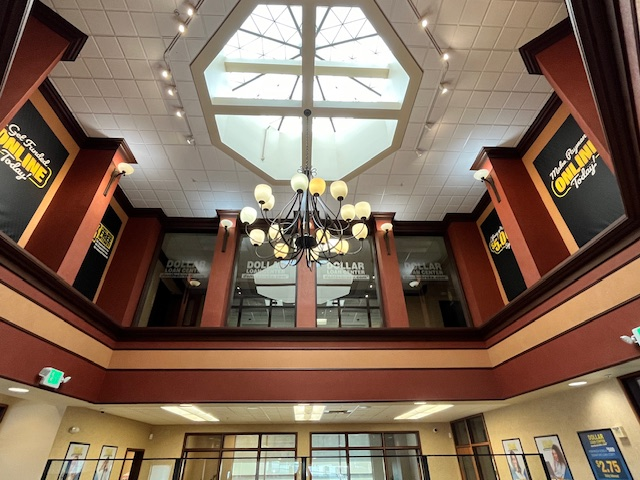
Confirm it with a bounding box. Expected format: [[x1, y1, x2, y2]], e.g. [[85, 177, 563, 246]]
[[239, 110, 372, 268]]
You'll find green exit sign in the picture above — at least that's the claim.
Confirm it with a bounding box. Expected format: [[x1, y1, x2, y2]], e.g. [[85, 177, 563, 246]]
[[633, 326, 640, 344], [38, 367, 67, 389]]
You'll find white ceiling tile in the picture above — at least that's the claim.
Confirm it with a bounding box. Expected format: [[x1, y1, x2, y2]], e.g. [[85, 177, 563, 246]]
[[94, 113, 118, 129], [463, 50, 490, 71], [115, 79, 141, 97], [64, 96, 92, 113], [52, 78, 82, 97], [105, 59, 134, 78], [512, 109, 537, 126], [84, 58, 112, 78], [494, 72, 520, 91], [52, 0, 78, 7], [144, 99, 169, 115], [475, 72, 500, 90], [107, 98, 130, 114], [484, 1, 513, 27], [75, 113, 100, 134], [95, 79, 121, 97], [130, 12, 161, 36], [495, 109, 517, 125], [504, 52, 525, 72], [494, 27, 523, 51], [114, 114, 136, 130], [522, 92, 549, 110], [85, 96, 111, 114], [95, 36, 125, 58], [132, 114, 156, 130], [102, 0, 127, 10], [76, 0, 102, 8], [437, 0, 465, 25], [460, 0, 490, 25], [126, 0, 152, 12], [505, 2, 536, 28], [484, 51, 511, 71], [140, 38, 166, 60], [74, 78, 101, 96], [451, 26, 479, 49], [485, 91, 509, 108], [125, 98, 148, 114], [528, 3, 562, 29], [136, 80, 162, 97], [151, 0, 178, 13], [155, 13, 181, 37], [504, 92, 528, 109], [118, 37, 146, 59], [64, 59, 91, 77], [202, 14, 225, 36], [532, 76, 552, 93], [152, 115, 174, 131], [50, 62, 70, 78], [473, 26, 501, 49], [55, 9, 89, 32], [552, 5, 569, 25], [128, 60, 154, 79], [467, 91, 490, 108], [477, 108, 500, 124], [83, 10, 114, 35]]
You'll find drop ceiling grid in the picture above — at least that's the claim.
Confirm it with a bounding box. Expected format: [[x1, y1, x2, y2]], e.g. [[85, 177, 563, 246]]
[[43, 0, 566, 220]]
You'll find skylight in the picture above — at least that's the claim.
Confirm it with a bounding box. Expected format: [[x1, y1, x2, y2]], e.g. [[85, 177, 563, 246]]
[[192, 0, 421, 181]]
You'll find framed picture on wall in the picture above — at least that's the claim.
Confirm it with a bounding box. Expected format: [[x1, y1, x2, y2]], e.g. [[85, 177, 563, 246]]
[[58, 442, 90, 480], [534, 434, 573, 480], [502, 438, 530, 480], [93, 445, 118, 480]]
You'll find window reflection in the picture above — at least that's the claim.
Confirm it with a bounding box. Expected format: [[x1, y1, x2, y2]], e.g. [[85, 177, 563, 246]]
[[229, 237, 296, 327], [316, 239, 382, 328], [137, 232, 215, 327], [395, 236, 467, 328]]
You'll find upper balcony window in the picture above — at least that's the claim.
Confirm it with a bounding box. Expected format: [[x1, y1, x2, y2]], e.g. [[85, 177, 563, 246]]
[[395, 236, 467, 328], [136, 232, 215, 327]]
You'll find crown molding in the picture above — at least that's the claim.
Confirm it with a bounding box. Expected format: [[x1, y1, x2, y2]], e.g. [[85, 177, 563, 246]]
[[31, 1, 87, 61], [519, 18, 573, 74]]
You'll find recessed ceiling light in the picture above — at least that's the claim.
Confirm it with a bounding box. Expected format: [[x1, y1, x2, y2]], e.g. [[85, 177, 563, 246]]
[[395, 404, 453, 420], [8, 387, 29, 393], [414, 401, 427, 405], [294, 404, 325, 421], [161, 405, 219, 422], [568, 381, 588, 387]]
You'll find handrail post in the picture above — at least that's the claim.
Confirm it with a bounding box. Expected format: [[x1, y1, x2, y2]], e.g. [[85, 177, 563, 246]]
[[40, 459, 53, 480], [540, 453, 552, 480], [172, 457, 183, 480], [420, 455, 431, 480], [301, 456, 307, 480]]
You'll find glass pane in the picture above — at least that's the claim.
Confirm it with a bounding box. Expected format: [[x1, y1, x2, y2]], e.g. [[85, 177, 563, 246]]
[[395, 236, 467, 328], [452, 421, 470, 446], [310, 451, 347, 479], [262, 434, 296, 448], [220, 451, 258, 480], [348, 434, 382, 447], [473, 446, 498, 480], [182, 457, 221, 480], [468, 416, 487, 443], [386, 450, 422, 480], [311, 433, 346, 448], [185, 434, 223, 449], [137, 232, 216, 327], [383, 433, 419, 447], [229, 237, 297, 327], [349, 450, 386, 480], [224, 435, 259, 449], [458, 455, 478, 480]]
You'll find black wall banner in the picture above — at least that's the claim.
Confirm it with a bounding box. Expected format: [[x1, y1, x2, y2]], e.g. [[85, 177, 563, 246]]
[[480, 209, 527, 302], [533, 115, 624, 247], [0, 100, 69, 241], [73, 205, 123, 300]]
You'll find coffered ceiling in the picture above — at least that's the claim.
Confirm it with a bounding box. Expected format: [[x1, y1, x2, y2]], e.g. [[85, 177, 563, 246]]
[[43, 0, 567, 221]]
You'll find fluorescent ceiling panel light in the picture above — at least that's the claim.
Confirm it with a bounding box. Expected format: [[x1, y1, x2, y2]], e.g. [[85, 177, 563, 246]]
[[294, 404, 325, 421], [161, 405, 220, 422], [394, 404, 453, 420]]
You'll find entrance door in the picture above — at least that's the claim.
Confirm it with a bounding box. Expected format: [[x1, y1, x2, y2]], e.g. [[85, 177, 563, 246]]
[[119, 449, 145, 480]]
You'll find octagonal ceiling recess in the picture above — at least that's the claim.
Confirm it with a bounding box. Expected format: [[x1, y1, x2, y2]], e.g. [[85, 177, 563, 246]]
[[192, 0, 422, 182]]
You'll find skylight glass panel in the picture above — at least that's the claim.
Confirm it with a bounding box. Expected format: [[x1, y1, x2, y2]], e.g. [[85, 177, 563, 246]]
[[228, 73, 301, 100], [314, 76, 384, 103]]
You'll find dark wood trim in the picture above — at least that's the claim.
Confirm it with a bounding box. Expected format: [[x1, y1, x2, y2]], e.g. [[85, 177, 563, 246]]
[[566, 0, 640, 220], [519, 18, 573, 74], [31, 1, 87, 61], [0, 0, 34, 98], [472, 93, 562, 169]]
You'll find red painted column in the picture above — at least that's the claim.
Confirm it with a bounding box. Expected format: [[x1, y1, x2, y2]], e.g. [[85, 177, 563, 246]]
[[96, 216, 162, 326], [536, 34, 614, 172], [200, 213, 239, 327], [482, 157, 570, 285], [447, 221, 504, 326], [296, 261, 317, 328], [0, 17, 69, 129], [25, 146, 130, 280], [373, 214, 409, 327]]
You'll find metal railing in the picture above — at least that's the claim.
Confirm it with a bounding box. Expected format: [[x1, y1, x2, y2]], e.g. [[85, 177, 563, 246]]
[[41, 453, 552, 480]]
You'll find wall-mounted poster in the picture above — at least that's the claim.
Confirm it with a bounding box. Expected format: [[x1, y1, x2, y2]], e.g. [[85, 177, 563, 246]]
[[502, 438, 530, 480], [93, 445, 118, 480], [533, 114, 624, 247], [480, 209, 527, 301], [58, 442, 90, 480], [534, 434, 573, 480], [73, 205, 123, 300], [578, 429, 632, 480], [0, 100, 69, 242]]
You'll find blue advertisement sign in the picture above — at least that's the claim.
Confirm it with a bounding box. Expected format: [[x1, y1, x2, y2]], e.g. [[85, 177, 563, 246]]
[[578, 429, 632, 479]]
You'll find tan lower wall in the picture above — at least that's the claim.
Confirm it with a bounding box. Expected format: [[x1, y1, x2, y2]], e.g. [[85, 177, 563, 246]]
[[484, 379, 640, 479], [0, 393, 66, 480]]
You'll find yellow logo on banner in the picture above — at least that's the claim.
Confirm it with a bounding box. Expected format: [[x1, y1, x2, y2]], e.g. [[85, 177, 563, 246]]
[[489, 226, 510, 254], [94, 224, 115, 250], [550, 137, 599, 198], [0, 125, 53, 188]]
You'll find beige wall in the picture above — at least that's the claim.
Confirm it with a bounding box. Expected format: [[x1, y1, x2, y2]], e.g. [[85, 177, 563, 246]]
[[484, 380, 640, 479], [0, 393, 66, 480]]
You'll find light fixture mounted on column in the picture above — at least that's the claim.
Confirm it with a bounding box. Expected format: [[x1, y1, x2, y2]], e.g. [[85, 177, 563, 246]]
[[220, 219, 233, 252], [380, 222, 393, 255], [473, 168, 501, 203], [103, 163, 134, 196]]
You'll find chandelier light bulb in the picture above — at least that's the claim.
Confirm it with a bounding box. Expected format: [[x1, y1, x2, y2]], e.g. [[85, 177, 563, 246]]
[[249, 229, 265, 246], [268, 223, 282, 240], [262, 195, 275, 211], [352, 223, 368, 240], [240, 206, 257, 225], [274, 243, 289, 259], [309, 177, 326, 196], [254, 184, 272, 204], [340, 204, 355, 222], [330, 180, 348, 201], [291, 173, 309, 193], [335, 239, 350, 255], [354, 201, 372, 220], [316, 229, 331, 244]]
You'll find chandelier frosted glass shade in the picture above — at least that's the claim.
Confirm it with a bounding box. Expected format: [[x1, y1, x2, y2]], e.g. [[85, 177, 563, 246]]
[[240, 169, 372, 267]]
